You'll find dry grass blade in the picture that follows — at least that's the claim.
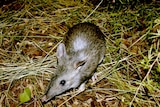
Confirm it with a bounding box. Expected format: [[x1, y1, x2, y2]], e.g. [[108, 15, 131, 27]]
[[0, 0, 160, 106]]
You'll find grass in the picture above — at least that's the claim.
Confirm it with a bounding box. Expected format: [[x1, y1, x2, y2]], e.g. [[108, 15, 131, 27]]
[[0, 0, 160, 106]]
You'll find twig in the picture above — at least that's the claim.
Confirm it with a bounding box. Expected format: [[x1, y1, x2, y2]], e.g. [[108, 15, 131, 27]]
[[83, 0, 103, 22], [129, 53, 159, 107]]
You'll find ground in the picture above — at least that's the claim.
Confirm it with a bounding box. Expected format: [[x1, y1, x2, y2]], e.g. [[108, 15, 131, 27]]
[[0, 0, 160, 107]]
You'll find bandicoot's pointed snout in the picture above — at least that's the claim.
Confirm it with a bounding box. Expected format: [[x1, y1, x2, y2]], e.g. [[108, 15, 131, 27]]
[[41, 94, 56, 104]]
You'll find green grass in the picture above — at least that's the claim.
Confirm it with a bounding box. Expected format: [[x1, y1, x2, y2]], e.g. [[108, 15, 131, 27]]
[[0, 0, 160, 106]]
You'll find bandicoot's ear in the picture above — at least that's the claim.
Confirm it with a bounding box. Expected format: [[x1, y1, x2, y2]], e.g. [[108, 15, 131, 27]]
[[56, 43, 67, 58], [74, 60, 86, 69]]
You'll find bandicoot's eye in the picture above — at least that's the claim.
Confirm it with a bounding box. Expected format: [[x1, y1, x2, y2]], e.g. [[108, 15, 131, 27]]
[[60, 80, 66, 86]]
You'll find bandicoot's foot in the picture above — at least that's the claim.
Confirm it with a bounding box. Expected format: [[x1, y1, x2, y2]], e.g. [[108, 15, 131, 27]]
[[41, 95, 48, 104]]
